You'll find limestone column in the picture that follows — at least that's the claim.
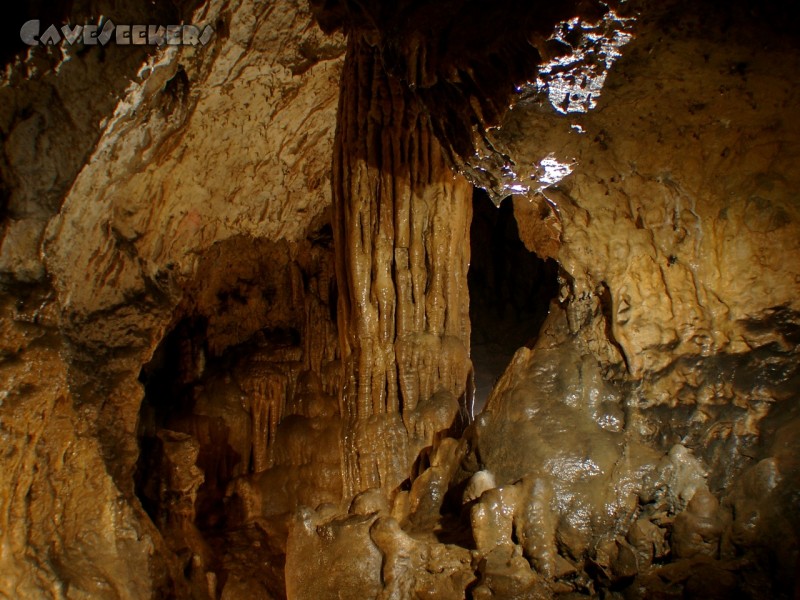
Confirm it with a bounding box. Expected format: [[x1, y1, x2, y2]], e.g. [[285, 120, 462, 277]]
[[332, 34, 473, 496]]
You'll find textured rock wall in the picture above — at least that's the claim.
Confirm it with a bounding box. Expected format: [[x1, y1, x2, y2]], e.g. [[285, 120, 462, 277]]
[[0, 295, 176, 597], [295, 0, 800, 597], [502, 1, 800, 379], [1, 0, 345, 596], [332, 34, 473, 496], [490, 0, 800, 490], [1, 0, 799, 597]]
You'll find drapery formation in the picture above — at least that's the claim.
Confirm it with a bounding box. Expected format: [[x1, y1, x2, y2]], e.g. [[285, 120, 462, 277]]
[[332, 34, 473, 495]]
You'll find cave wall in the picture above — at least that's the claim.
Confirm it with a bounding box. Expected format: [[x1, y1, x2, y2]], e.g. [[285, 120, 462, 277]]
[[0, 0, 798, 597], [288, 0, 800, 596], [504, 0, 800, 379], [494, 0, 800, 489], [42, 0, 344, 488], [1, 0, 345, 596]]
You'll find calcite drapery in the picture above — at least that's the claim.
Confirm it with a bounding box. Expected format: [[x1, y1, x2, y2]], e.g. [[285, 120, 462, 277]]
[[332, 34, 473, 496]]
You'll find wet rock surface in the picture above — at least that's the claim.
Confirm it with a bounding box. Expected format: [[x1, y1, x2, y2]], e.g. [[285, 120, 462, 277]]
[[0, 0, 798, 598]]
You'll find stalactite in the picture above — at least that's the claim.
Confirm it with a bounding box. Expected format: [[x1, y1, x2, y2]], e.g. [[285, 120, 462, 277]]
[[332, 34, 473, 496], [241, 371, 289, 472], [303, 282, 339, 378]]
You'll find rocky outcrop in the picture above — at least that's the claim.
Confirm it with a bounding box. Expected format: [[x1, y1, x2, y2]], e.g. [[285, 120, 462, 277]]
[[2, 0, 345, 596]]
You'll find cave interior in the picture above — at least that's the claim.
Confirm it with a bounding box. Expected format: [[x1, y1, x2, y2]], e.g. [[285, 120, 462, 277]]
[[0, 0, 799, 599]]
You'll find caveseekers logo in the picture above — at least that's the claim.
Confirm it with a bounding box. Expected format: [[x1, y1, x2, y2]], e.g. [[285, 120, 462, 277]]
[[20, 19, 214, 47]]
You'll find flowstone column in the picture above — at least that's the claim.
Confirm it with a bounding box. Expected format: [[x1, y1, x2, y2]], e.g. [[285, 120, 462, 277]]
[[332, 34, 473, 497]]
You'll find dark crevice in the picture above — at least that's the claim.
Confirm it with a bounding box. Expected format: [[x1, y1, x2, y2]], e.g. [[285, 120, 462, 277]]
[[137, 318, 227, 529], [468, 188, 559, 413], [135, 318, 307, 532], [598, 281, 630, 374]]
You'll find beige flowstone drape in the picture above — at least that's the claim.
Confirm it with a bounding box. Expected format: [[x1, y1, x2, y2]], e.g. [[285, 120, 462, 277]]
[[331, 34, 473, 496]]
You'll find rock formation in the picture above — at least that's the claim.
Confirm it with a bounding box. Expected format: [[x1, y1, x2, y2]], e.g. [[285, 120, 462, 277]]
[[0, 0, 798, 598]]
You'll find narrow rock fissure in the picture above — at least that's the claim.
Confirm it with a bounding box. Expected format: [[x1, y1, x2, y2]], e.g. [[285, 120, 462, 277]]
[[468, 189, 559, 413], [135, 316, 237, 532]]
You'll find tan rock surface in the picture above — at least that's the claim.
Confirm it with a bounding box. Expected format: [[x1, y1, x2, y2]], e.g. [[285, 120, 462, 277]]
[[0, 0, 798, 597], [2, 0, 345, 596], [332, 34, 473, 496]]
